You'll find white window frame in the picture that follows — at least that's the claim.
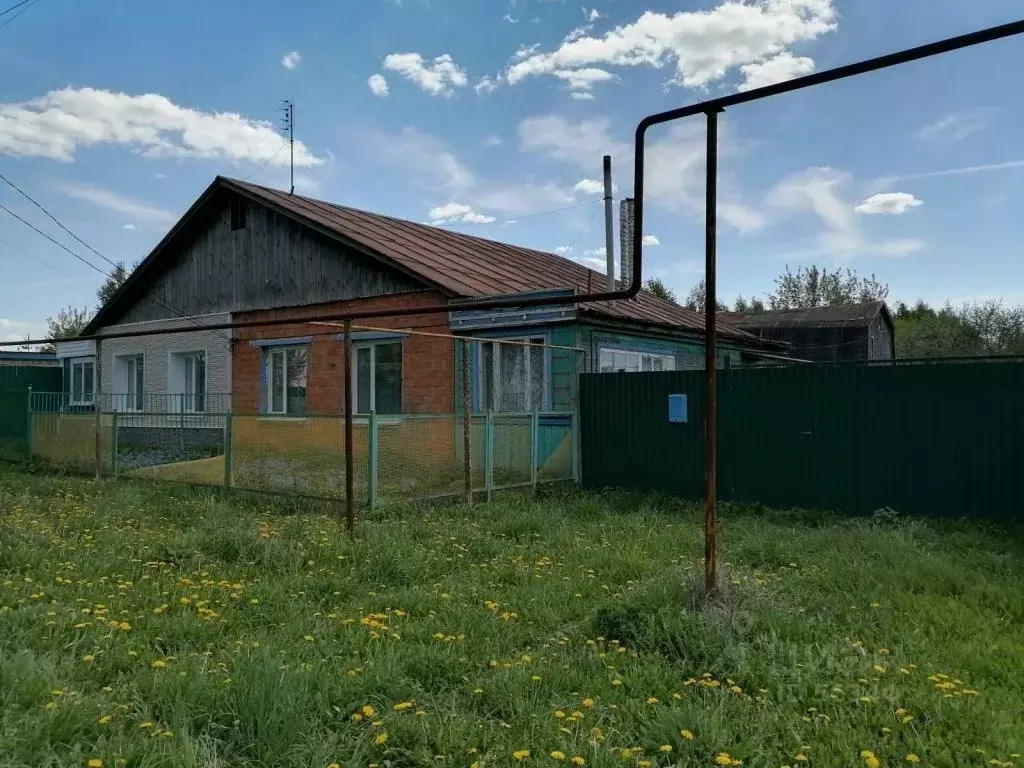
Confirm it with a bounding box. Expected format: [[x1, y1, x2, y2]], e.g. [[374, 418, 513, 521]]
[[169, 350, 207, 413], [114, 353, 145, 412], [351, 340, 403, 417], [69, 357, 95, 406], [599, 347, 676, 374], [477, 336, 550, 413], [263, 345, 308, 416]]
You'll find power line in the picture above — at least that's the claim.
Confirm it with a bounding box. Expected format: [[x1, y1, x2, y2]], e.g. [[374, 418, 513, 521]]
[[0, 0, 40, 29], [505, 198, 597, 224], [0, 176, 232, 342], [0, 235, 62, 272], [0, 0, 32, 15]]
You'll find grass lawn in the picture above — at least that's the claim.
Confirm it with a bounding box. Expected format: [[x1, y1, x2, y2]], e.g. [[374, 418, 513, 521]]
[[1, 466, 1022, 768]]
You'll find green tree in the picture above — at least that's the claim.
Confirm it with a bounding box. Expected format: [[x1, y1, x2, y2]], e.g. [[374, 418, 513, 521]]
[[684, 278, 727, 312], [768, 265, 889, 309], [732, 295, 766, 312], [97, 261, 129, 308], [642, 277, 678, 304], [43, 306, 91, 352], [894, 299, 1024, 358]]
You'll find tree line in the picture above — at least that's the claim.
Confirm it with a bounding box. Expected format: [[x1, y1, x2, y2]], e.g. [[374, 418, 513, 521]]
[[643, 265, 1024, 359]]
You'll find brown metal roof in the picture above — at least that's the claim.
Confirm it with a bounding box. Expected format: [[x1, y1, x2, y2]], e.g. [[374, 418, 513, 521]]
[[224, 178, 765, 345]]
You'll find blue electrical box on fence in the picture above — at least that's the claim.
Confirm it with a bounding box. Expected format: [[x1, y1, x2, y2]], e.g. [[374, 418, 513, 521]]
[[668, 394, 688, 423]]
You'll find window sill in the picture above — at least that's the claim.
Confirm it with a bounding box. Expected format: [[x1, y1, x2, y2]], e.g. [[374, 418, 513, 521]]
[[257, 415, 308, 422], [354, 416, 403, 426]]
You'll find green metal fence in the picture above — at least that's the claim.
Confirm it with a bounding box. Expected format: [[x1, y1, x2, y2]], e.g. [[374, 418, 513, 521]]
[[579, 360, 1024, 520], [13, 392, 578, 506], [0, 390, 31, 462]]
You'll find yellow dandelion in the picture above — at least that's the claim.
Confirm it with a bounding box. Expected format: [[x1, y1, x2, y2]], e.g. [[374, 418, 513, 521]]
[[138, 722, 154, 729], [795, 754, 808, 762], [659, 745, 673, 753], [98, 715, 112, 724], [44, 702, 57, 712], [906, 755, 920, 764], [619, 749, 632, 760], [350, 713, 363, 723], [638, 762, 652, 768], [716, 755, 735, 767], [374, 732, 388, 745], [513, 750, 531, 761], [554, 710, 566, 719], [361, 705, 376, 718], [611, 679, 622, 687], [88, 760, 103, 768], [681, 730, 694, 741], [151, 659, 166, 669], [83, 655, 95, 664], [550, 751, 566, 761], [328, 764, 341, 768], [646, 696, 658, 704], [582, 698, 594, 708], [570, 758, 585, 767], [392, 701, 414, 712], [860, 751, 880, 768]]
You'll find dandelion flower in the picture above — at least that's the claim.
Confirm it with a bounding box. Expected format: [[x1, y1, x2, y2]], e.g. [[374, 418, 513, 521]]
[[611, 679, 622, 687], [328, 764, 341, 768], [513, 750, 531, 761], [659, 745, 672, 753], [98, 715, 112, 724], [681, 730, 694, 741], [151, 660, 166, 669], [550, 752, 566, 761], [646, 697, 658, 704], [716, 754, 735, 766], [88, 760, 103, 768], [361, 705, 376, 718], [570, 758, 585, 767], [139, 722, 154, 729], [393, 701, 414, 712], [860, 751, 880, 768], [554, 710, 566, 719], [44, 702, 57, 712], [795, 754, 808, 762], [906, 755, 920, 764], [582, 698, 594, 708], [374, 732, 388, 745], [83, 655, 95, 664]]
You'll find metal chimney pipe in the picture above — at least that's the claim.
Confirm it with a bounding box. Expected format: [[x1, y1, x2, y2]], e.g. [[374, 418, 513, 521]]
[[602, 155, 615, 292], [619, 197, 634, 288]]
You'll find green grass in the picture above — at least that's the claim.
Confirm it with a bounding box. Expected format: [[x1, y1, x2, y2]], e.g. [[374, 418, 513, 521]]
[[1, 466, 1022, 768]]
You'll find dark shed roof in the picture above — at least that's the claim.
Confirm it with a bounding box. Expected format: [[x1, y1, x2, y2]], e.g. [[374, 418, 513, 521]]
[[722, 301, 891, 330], [88, 177, 774, 347]]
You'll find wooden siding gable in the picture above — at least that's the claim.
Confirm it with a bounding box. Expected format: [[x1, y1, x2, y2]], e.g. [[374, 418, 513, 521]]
[[95, 188, 429, 328]]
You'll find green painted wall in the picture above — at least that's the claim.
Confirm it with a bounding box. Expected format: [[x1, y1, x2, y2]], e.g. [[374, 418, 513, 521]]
[[580, 361, 1024, 520]]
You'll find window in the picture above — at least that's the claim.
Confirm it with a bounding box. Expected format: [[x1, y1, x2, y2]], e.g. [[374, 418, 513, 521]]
[[171, 351, 206, 413], [264, 346, 307, 415], [230, 196, 246, 231], [69, 358, 94, 406], [599, 348, 676, 373], [353, 341, 402, 415], [478, 337, 547, 412], [114, 354, 145, 411]]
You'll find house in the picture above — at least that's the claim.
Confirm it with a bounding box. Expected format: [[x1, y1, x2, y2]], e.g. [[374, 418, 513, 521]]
[[57, 176, 783, 420], [721, 302, 895, 363]]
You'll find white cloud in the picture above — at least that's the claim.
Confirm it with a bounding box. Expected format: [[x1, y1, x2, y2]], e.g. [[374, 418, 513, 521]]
[[519, 114, 629, 171], [642, 234, 660, 246], [894, 159, 1024, 182], [360, 126, 475, 192], [564, 25, 592, 43], [0, 87, 322, 166], [503, 13, 519, 23], [554, 245, 571, 255], [738, 51, 815, 91], [512, 43, 541, 62], [484, 135, 503, 147], [428, 202, 496, 225], [505, 0, 835, 91], [281, 51, 302, 70], [552, 67, 615, 95], [367, 73, 390, 97], [769, 167, 924, 259], [586, 8, 602, 21], [382, 53, 468, 97], [573, 178, 604, 195], [474, 181, 574, 216], [475, 75, 502, 95], [583, 247, 606, 256], [57, 182, 177, 225], [915, 113, 986, 142], [122, 224, 139, 231], [854, 192, 923, 216]]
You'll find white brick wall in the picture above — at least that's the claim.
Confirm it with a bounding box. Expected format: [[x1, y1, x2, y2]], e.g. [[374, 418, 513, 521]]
[[97, 314, 232, 401]]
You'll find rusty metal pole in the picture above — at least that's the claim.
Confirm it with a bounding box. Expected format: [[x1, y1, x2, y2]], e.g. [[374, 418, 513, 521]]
[[703, 109, 720, 595], [462, 339, 472, 505], [343, 320, 355, 534]]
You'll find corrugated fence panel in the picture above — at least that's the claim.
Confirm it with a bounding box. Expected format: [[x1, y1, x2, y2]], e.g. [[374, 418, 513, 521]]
[[0, 391, 30, 461], [0, 366, 61, 393], [581, 361, 1024, 519]]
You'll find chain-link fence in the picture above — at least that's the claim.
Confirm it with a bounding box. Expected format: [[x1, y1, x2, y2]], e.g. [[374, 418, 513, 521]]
[[23, 392, 578, 506]]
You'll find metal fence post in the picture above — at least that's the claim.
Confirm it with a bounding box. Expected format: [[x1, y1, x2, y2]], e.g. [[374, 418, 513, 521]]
[[25, 386, 33, 461], [94, 341, 102, 481], [572, 409, 581, 484], [530, 410, 539, 492], [224, 414, 233, 488], [462, 339, 472, 506], [367, 410, 378, 510], [485, 411, 494, 502], [110, 412, 118, 476]]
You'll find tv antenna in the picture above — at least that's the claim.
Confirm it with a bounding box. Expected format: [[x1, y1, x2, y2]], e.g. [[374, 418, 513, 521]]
[[281, 100, 295, 195]]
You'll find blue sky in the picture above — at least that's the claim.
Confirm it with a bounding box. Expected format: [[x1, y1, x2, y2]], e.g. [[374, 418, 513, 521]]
[[1, 0, 1023, 342]]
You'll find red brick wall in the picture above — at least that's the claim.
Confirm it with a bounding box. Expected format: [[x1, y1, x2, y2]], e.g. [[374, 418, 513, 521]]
[[232, 291, 455, 415]]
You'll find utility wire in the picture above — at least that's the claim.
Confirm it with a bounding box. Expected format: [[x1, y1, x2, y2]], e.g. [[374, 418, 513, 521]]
[[0, 0, 40, 29], [0, 176, 232, 342], [505, 198, 598, 224], [0, 0, 32, 15], [0, 234, 62, 272]]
